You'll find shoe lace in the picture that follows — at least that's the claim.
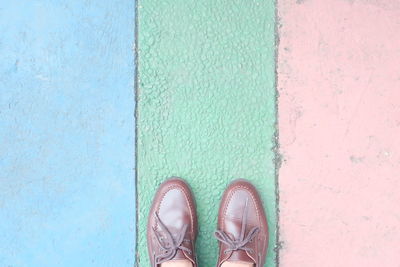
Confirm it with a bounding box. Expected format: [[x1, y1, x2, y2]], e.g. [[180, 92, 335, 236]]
[[152, 212, 192, 266], [214, 198, 260, 255]]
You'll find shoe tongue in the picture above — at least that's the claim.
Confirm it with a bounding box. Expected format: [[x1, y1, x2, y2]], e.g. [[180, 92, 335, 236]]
[[228, 250, 254, 263], [173, 250, 188, 261]]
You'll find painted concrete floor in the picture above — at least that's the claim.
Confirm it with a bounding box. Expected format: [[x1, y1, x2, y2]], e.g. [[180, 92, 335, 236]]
[[1, 0, 400, 266], [0, 1, 135, 266], [278, 1, 400, 266], [136, 1, 276, 266]]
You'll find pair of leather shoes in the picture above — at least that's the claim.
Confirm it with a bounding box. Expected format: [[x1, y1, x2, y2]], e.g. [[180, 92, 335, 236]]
[[147, 177, 268, 267]]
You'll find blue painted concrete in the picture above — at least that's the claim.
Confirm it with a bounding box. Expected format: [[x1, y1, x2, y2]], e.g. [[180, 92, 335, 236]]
[[0, 1, 135, 266]]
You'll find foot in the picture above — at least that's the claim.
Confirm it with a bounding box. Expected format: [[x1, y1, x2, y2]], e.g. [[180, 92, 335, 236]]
[[215, 179, 268, 267], [161, 259, 193, 267], [221, 261, 253, 267], [147, 178, 198, 267]]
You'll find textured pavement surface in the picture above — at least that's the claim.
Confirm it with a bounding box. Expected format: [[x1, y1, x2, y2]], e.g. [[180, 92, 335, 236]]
[[136, 1, 277, 266], [2, 0, 399, 266]]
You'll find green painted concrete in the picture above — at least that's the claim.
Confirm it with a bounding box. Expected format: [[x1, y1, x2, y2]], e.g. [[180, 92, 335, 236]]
[[137, 1, 276, 266]]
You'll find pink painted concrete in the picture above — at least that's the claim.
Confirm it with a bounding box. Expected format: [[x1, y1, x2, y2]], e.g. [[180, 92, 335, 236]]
[[278, 1, 400, 266]]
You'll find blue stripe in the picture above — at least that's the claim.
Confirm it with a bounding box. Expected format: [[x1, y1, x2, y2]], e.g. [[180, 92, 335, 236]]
[[0, 1, 136, 266]]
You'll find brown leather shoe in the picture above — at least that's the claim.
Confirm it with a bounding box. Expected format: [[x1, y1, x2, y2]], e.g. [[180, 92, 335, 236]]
[[147, 177, 198, 267], [215, 179, 268, 267]]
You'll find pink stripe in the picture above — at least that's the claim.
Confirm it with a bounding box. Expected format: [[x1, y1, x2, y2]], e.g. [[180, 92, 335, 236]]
[[278, 0, 400, 266]]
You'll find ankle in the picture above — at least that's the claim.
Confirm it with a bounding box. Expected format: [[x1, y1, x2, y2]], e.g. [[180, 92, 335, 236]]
[[221, 261, 254, 267], [160, 259, 193, 267]]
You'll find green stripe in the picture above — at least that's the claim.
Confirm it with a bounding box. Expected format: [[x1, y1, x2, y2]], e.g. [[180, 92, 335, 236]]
[[137, 1, 276, 266]]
